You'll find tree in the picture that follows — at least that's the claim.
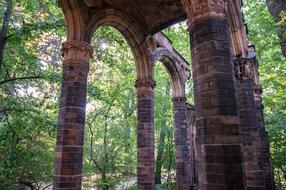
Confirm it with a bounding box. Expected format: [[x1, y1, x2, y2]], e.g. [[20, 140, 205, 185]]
[[266, 0, 286, 57], [0, 1, 64, 189]]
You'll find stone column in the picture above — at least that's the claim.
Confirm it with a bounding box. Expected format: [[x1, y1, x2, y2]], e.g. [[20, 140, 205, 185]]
[[251, 46, 276, 189], [173, 97, 191, 190], [182, 0, 245, 189], [187, 104, 198, 190], [254, 84, 275, 190], [235, 58, 266, 189], [135, 79, 155, 190], [53, 41, 93, 190]]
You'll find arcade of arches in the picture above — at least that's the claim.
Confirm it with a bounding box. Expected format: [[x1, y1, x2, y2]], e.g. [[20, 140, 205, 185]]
[[54, 0, 275, 189]]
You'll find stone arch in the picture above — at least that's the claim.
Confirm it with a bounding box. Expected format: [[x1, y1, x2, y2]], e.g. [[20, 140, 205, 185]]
[[86, 9, 154, 80], [151, 41, 191, 189], [153, 47, 186, 98], [59, 0, 89, 41]]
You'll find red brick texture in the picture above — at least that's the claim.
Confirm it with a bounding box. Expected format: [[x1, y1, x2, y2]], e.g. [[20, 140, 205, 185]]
[[135, 79, 156, 190], [235, 73, 266, 189], [187, 104, 198, 190], [53, 41, 92, 190], [235, 55, 276, 190], [173, 97, 191, 190], [189, 17, 245, 189], [254, 85, 276, 190]]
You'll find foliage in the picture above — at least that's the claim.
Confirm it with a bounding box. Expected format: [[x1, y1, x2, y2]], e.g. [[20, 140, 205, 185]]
[[83, 26, 138, 189], [0, 0, 64, 189], [156, 182, 176, 190]]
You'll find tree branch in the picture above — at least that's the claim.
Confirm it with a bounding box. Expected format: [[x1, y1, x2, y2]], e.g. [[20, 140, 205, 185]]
[[42, 183, 52, 190], [0, 76, 42, 85], [3, 111, 19, 144]]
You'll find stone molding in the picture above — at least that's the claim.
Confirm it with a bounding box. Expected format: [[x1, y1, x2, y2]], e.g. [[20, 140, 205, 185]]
[[62, 41, 93, 64], [181, 0, 230, 23], [135, 79, 156, 89]]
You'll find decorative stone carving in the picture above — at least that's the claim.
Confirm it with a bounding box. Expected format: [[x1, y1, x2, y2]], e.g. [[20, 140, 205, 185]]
[[62, 41, 93, 64], [209, 0, 225, 11], [243, 62, 253, 79], [173, 97, 187, 103], [181, 0, 229, 22], [234, 58, 254, 80], [181, 0, 207, 19]]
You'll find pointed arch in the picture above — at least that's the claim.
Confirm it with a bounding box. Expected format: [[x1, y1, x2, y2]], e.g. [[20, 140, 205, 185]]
[[86, 9, 154, 80], [59, 0, 90, 41], [153, 47, 186, 98]]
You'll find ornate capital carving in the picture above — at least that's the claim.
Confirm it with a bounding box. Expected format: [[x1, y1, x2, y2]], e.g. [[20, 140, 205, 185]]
[[234, 58, 254, 80], [62, 41, 93, 64], [135, 78, 156, 89], [181, 0, 229, 23], [173, 97, 187, 109], [173, 97, 187, 103]]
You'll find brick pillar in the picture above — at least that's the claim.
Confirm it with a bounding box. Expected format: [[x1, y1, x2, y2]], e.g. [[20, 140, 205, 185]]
[[182, 1, 246, 189], [254, 85, 275, 190], [247, 44, 275, 189], [235, 58, 266, 189], [53, 41, 92, 190], [187, 104, 198, 190], [135, 79, 155, 190], [173, 97, 190, 190]]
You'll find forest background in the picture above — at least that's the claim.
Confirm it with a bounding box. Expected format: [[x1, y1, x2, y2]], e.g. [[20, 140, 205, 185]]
[[0, 0, 285, 190]]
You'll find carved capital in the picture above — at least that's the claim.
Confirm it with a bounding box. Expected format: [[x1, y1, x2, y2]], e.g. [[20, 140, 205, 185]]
[[173, 97, 187, 109], [62, 41, 93, 64], [173, 97, 187, 103], [135, 79, 156, 89], [181, 0, 229, 23]]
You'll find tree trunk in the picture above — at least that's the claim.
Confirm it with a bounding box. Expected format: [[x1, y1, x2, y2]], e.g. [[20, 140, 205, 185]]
[[155, 81, 170, 185], [266, 0, 286, 57], [0, 0, 12, 69], [102, 115, 109, 190]]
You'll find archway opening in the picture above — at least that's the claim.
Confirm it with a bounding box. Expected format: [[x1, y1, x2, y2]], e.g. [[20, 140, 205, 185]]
[[154, 62, 176, 189], [84, 26, 137, 190], [162, 22, 194, 103]]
